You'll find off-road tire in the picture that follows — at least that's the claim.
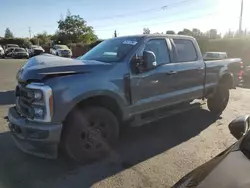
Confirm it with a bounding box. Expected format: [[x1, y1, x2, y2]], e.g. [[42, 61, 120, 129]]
[[207, 85, 229, 116], [61, 106, 119, 163]]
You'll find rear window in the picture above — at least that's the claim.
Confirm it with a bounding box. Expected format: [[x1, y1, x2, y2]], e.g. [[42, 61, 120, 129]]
[[205, 53, 219, 58], [173, 39, 197, 62], [54, 45, 69, 50], [15, 48, 26, 52], [7, 44, 19, 48]]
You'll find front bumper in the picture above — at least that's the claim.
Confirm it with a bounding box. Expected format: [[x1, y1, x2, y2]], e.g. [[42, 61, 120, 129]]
[[15, 54, 29, 58], [59, 54, 71, 58], [8, 107, 62, 159]]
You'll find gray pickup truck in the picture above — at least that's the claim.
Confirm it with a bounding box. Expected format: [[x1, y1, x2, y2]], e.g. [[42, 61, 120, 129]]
[[8, 34, 242, 163]]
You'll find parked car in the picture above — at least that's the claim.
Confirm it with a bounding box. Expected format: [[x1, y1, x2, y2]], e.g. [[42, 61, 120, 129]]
[[76, 55, 82, 59], [173, 115, 250, 188], [50, 44, 72, 57], [8, 34, 243, 163], [242, 65, 250, 84], [11, 48, 29, 59], [6, 44, 19, 49], [4, 47, 16, 58], [0, 45, 4, 58], [203, 52, 228, 61], [29, 45, 45, 57]]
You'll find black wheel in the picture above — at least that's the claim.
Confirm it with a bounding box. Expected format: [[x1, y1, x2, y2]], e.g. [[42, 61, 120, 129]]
[[207, 85, 229, 116], [61, 106, 119, 163]]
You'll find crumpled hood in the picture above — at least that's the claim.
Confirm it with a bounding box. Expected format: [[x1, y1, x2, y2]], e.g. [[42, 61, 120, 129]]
[[17, 53, 112, 82]]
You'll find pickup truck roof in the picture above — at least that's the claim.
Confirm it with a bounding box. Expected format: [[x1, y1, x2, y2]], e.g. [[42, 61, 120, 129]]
[[6, 44, 19, 48], [205, 52, 227, 54], [113, 34, 196, 40]]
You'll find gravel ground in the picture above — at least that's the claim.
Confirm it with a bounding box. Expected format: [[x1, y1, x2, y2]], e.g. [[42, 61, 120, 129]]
[[0, 59, 248, 188]]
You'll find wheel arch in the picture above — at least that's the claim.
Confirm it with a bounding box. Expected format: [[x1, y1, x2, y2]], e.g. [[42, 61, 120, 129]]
[[219, 72, 235, 89], [64, 91, 127, 124]]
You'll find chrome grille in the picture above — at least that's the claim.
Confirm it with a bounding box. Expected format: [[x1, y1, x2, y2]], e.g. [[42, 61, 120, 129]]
[[15, 84, 33, 118]]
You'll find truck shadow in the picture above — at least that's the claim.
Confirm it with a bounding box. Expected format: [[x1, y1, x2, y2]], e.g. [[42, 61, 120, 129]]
[[0, 90, 15, 105], [0, 108, 218, 188]]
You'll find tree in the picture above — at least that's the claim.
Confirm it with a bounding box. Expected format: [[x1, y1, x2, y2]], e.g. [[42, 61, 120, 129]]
[[192, 28, 202, 38], [4, 28, 14, 38], [208, 29, 218, 39], [166, 30, 175, 34], [57, 14, 97, 44], [36, 32, 51, 45], [178, 29, 193, 36], [143, 28, 150, 34], [66, 9, 71, 17]]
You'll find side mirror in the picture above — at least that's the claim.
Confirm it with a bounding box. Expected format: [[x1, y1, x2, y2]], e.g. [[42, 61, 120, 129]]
[[228, 116, 250, 140], [142, 51, 157, 70]]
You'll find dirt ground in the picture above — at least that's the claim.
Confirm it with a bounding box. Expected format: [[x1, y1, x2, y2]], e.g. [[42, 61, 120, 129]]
[[0, 59, 248, 188]]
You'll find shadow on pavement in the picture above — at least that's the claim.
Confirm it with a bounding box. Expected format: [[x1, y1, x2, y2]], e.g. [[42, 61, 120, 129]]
[[0, 90, 15, 105], [239, 83, 250, 89], [0, 108, 218, 188]]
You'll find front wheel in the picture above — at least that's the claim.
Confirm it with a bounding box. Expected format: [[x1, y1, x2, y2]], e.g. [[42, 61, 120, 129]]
[[207, 85, 229, 116], [61, 106, 119, 163]]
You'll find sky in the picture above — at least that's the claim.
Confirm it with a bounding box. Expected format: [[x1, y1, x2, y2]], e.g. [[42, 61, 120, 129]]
[[0, 0, 249, 39]]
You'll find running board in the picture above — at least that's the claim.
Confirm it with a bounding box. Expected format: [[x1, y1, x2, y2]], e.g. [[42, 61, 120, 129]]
[[131, 101, 205, 127]]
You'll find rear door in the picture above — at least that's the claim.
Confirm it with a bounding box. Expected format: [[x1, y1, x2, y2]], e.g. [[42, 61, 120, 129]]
[[171, 38, 205, 102], [130, 38, 178, 114]]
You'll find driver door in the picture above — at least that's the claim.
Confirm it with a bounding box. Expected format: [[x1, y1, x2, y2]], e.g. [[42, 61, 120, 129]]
[[130, 38, 178, 114]]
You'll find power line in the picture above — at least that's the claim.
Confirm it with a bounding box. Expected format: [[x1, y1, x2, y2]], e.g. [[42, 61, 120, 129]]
[[94, 11, 237, 32], [17, 0, 197, 33], [28, 27, 31, 39], [88, 0, 194, 22]]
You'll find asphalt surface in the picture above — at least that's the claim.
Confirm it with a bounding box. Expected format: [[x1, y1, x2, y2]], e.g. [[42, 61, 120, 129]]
[[0, 58, 248, 188]]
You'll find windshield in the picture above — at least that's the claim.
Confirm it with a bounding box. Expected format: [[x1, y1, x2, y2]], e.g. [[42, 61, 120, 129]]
[[54, 45, 69, 50], [15, 48, 26, 52], [31, 45, 41, 49], [81, 37, 141, 63], [7, 44, 19, 48], [205, 53, 217, 58]]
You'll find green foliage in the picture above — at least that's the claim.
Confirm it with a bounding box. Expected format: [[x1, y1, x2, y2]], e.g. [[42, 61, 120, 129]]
[[56, 14, 97, 44], [143, 28, 150, 34], [178, 29, 193, 36], [166, 30, 175, 34], [36, 32, 51, 45], [0, 38, 31, 48], [198, 37, 250, 65], [4, 28, 14, 38]]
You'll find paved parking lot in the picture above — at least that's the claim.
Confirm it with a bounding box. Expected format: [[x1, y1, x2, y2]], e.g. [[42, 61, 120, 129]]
[[0, 59, 248, 188]]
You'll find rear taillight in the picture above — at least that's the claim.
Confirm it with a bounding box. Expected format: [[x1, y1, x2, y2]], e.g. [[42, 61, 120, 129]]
[[239, 70, 243, 79], [240, 61, 244, 69]]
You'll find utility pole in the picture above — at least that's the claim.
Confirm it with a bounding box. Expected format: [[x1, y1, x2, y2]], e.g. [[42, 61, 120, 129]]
[[239, 0, 244, 35], [29, 27, 31, 39]]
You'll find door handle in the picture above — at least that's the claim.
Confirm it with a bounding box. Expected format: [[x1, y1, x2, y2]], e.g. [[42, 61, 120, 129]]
[[197, 67, 204, 71], [166, 71, 177, 76]]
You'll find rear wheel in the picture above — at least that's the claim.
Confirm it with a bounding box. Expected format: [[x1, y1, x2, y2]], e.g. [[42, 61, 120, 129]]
[[62, 106, 119, 163], [207, 85, 229, 116]]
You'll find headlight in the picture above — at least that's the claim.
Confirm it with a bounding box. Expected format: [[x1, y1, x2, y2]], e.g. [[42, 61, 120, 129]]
[[25, 83, 53, 122], [34, 90, 43, 100], [57, 51, 62, 56], [34, 107, 45, 118]]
